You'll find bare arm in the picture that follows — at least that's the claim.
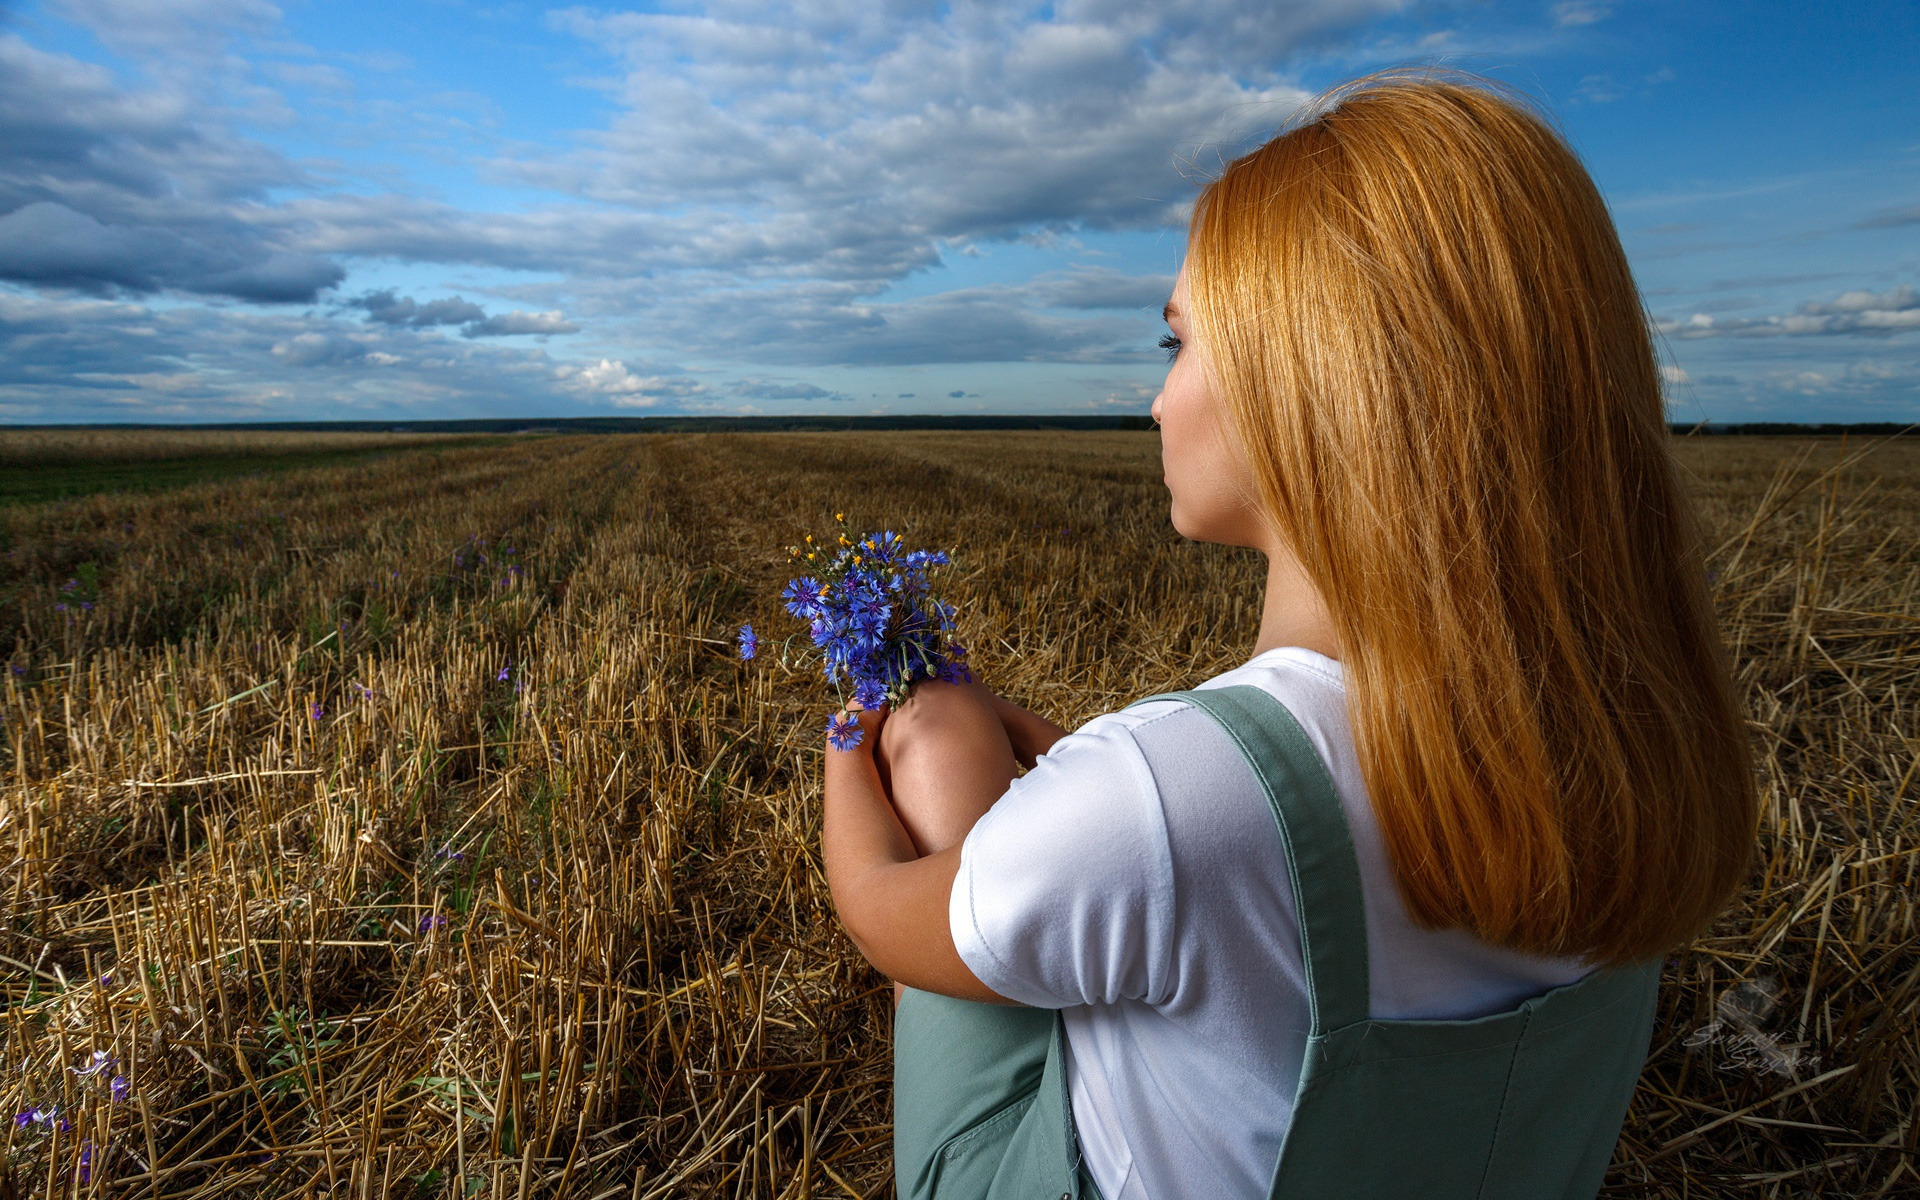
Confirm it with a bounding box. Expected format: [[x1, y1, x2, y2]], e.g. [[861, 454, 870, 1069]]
[[820, 701, 1009, 1003], [981, 687, 1070, 769]]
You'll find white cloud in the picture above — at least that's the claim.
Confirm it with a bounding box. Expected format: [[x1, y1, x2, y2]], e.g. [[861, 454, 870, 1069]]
[[553, 358, 711, 407], [1551, 2, 1612, 27], [1657, 285, 1920, 338]]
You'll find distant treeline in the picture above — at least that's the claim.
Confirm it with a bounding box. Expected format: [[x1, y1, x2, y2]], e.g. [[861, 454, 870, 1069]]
[[8, 415, 1160, 434], [5, 416, 1915, 436]]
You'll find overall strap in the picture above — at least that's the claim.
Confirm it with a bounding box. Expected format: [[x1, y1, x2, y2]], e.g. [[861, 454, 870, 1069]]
[[1131, 685, 1371, 1034]]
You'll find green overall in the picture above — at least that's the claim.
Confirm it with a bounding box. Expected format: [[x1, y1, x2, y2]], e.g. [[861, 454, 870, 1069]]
[[895, 685, 1660, 1200]]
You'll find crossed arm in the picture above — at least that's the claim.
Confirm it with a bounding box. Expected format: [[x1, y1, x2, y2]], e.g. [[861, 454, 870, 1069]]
[[821, 680, 1068, 1003]]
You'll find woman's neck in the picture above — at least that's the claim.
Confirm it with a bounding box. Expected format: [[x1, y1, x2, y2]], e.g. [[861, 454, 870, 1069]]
[[1252, 545, 1342, 661]]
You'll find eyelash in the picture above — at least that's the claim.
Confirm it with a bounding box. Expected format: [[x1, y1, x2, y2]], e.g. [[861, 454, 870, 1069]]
[[1158, 333, 1182, 363]]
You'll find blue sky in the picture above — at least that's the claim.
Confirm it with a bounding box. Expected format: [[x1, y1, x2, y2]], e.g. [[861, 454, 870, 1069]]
[[0, 0, 1915, 424]]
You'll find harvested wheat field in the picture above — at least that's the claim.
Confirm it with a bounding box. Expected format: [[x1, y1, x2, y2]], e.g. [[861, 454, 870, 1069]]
[[1, 430, 1916, 1198]]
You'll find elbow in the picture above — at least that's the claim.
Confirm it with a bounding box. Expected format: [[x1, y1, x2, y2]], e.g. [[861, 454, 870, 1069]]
[[827, 863, 901, 974]]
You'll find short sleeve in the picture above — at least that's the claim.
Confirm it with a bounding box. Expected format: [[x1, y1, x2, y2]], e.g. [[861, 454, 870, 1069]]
[[948, 714, 1179, 1009]]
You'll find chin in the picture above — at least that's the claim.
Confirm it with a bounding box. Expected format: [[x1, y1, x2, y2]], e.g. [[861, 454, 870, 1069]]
[[1168, 504, 1199, 542]]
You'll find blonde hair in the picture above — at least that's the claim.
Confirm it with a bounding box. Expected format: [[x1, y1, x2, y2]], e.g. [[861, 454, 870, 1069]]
[[1187, 68, 1757, 965]]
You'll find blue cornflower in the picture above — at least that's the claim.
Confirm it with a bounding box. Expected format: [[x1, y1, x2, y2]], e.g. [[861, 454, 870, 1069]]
[[853, 676, 889, 711], [783, 577, 827, 620], [736, 623, 758, 660], [847, 582, 890, 631], [826, 711, 863, 751], [752, 523, 961, 736]]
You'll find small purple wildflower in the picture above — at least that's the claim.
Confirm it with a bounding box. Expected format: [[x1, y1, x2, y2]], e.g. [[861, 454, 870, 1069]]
[[12, 1111, 30, 1129], [81, 600, 94, 612], [79, 1141, 93, 1182], [826, 711, 862, 752], [54, 603, 67, 613], [73, 1050, 114, 1078], [496, 666, 510, 682], [308, 701, 324, 720], [736, 624, 758, 660], [62, 578, 78, 593], [110, 1075, 130, 1103], [418, 914, 448, 934]]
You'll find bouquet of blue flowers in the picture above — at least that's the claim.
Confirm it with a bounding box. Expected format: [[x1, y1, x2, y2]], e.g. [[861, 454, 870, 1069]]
[[737, 514, 970, 751]]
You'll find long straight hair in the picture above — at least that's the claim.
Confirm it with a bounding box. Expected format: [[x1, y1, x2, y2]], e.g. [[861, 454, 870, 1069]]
[[1187, 69, 1757, 965]]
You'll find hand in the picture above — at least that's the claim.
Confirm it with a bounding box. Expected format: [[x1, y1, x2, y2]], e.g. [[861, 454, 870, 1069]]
[[969, 682, 1068, 770], [830, 697, 890, 755]]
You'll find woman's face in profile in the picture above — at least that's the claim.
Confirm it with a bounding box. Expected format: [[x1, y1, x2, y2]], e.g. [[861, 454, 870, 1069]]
[[1152, 264, 1265, 550]]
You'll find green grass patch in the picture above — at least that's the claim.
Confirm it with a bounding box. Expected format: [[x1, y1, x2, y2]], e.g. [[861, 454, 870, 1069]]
[[0, 441, 490, 506]]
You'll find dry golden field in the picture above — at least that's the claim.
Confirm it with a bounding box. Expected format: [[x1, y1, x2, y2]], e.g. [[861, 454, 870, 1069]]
[[0, 431, 1915, 1198]]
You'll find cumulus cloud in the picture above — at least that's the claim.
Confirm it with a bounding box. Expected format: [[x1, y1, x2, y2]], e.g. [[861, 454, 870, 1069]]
[[1658, 285, 1920, 338], [554, 359, 712, 407], [271, 332, 372, 368], [535, 2, 1343, 251]]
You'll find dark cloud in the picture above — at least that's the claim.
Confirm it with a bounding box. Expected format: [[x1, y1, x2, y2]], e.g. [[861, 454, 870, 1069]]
[[354, 290, 490, 327], [347, 290, 578, 339], [0, 34, 342, 302], [0, 201, 343, 302], [738, 378, 851, 401], [463, 310, 580, 337]]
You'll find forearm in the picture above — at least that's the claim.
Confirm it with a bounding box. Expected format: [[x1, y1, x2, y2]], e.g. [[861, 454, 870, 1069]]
[[820, 723, 1005, 1002], [983, 688, 1069, 767], [821, 738, 919, 919]]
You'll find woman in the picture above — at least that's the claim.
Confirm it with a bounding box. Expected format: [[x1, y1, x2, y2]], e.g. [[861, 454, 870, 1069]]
[[821, 68, 1758, 1200]]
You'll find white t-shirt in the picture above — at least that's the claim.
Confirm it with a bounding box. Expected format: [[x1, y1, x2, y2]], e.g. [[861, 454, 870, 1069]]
[[949, 646, 1592, 1200]]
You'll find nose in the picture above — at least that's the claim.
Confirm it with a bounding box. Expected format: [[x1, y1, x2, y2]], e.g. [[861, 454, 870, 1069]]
[[1150, 390, 1163, 426]]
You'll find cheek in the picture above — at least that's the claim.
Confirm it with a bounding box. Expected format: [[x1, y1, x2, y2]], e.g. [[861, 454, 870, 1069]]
[[1161, 384, 1252, 542]]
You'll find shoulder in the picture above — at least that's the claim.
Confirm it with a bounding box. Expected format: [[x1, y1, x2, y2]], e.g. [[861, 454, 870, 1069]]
[[1008, 647, 1352, 799]]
